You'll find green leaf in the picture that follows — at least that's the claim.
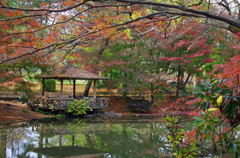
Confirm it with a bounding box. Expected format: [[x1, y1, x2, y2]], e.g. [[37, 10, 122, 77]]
[[190, 143, 195, 152], [211, 87, 222, 93], [180, 129, 184, 134], [196, 121, 205, 127], [208, 123, 214, 130], [223, 133, 228, 143], [193, 116, 203, 121], [191, 152, 198, 157], [196, 104, 203, 112], [210, 79, 218, 84], [211, 93, 218, 98], [205, 80, 209, 89], [229, 102, 237, 119], [211, 116, 219, 124], [164, 115, 171, 122], [201, 123, 207, 133], [200, 111, 205, 118], [204, 102, 210, 111], [196, 128, 200, 139], [173, 128, 176, 133], [168, 135, 174, 141], [194, 93, 203, 99]]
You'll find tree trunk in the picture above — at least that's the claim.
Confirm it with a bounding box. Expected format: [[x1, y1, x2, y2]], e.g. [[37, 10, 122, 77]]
[[83, 80, 93, 97], [151, 83, 154, 103], [176, 66, 181, 98], [183, 73, 192, 89]]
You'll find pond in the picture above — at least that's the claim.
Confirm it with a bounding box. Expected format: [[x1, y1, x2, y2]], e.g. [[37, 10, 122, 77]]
[[0, 115, 191, 158]]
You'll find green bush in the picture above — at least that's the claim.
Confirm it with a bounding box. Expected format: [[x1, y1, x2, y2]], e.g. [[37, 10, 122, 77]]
[[20, 95, 28, 102], [44, 79, 56, 92], [43, 111, 49, 115], [35, 108, 43, 113], [67, 99, 93, 115], [22, 110, 28, 113], [125, 98, 152, 113], [56, 114, 64, 119]]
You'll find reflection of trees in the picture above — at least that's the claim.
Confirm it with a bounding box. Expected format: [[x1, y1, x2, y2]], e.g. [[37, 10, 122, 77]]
[[33, 120, 173, 157], [94, 122, 171, 158], [0, 129, 7, 158], [0, 118, 190, 157], [55, 122, 171, 157], [0, 127, 37, 158]]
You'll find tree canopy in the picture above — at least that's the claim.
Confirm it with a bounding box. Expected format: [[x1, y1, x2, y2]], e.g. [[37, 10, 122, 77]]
[[0, 0, 240, 98], [0, 0, 240, 64]]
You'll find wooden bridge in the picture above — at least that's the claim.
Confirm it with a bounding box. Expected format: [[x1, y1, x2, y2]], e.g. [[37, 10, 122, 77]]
[[32, 123, 110, 134], [29, 97, 109, 110]]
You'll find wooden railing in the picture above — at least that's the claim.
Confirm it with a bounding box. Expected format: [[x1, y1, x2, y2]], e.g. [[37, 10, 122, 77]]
[[29, 97, 108, 110], [85, 98, 109, 109]]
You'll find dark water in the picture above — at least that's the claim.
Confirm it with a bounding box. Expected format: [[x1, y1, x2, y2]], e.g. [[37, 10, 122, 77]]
[[0, 116, 191, 158]]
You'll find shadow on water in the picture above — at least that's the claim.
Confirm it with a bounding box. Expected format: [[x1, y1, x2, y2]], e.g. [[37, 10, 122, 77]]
[[0, 115, 191, 158]]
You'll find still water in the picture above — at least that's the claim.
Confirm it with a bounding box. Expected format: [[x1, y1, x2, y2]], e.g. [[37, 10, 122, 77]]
[[0, 116, 190, 158]]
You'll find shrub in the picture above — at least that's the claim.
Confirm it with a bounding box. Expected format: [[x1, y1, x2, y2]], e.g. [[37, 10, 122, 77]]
[[22, 110, 28, 113], [44, 79, 56, 92], [20, 95, 28, 103], [35, 108, 43, 113], [56, 114, 64, 119], [67, 99, 93, 115], [125, 98, 152, 113], [43, 111, 49, 115]]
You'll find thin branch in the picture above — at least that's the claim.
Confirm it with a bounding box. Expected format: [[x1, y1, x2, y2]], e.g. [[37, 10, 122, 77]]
[[0, 14, 44, 21], [0, 0, 90, 12], [116, 0, 240, 29]]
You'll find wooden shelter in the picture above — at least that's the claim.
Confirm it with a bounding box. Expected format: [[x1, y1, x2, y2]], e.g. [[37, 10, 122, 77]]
[[31, 122, 107, 158], [31, 62, 110, 110], [32, 146, 106, 158]]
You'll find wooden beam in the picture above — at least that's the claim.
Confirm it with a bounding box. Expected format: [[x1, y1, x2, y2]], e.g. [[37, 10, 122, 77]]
[[73, 79, 76, 99], [41, 78, 45, 97], [60, 79, 63, 99], [93, 80, 96, 99]]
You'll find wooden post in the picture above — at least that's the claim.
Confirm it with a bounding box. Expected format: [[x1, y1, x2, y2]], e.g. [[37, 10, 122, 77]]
[[60, 79, 63, 99], [73, 79, 76, 99], [93, 80, 96, 99], [93, 125, 95, 148], [40, 132, 43, 149], [72, 135, 75, 146], [41, 78, 45, 97], [59, 134, 62, 151]]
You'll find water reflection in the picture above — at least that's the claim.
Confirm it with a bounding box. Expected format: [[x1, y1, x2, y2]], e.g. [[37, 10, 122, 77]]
[[0, 116, 189, 158]]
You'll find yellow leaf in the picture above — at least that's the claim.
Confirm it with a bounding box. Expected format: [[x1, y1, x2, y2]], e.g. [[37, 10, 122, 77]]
[[207, 108, 219, 112], [217, 95, 223, 107], [124, 29, 133, 39]]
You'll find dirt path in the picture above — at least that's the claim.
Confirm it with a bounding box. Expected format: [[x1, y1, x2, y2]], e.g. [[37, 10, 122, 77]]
[[0, 100, 53, 125]]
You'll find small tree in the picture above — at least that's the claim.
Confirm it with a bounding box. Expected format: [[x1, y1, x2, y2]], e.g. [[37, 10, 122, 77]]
[[44, 79, 56, 92]]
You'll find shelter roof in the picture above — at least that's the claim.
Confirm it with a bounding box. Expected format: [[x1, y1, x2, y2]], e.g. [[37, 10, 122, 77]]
[[32, 146, 106, 157], [40, 62, 110, 80]]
